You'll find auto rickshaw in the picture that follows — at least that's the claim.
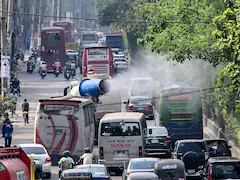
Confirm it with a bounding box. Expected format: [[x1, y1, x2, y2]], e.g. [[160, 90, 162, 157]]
[[60, 169, 92, 180], [127, 172, 159, 180], [154, 159, 186, 180]]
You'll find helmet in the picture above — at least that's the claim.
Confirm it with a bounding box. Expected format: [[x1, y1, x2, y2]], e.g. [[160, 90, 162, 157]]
[[56, 59, 59, 61], [85, 147, 90, 153], [62, 150, 70, 157]]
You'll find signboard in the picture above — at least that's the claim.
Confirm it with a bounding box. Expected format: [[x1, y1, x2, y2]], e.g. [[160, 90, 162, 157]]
[[16, 170, 26, 180], [1, 56, 10, 78], [66, 43, 79, 51], [87, 48, 109, 61], [40, 104, 79, 115]]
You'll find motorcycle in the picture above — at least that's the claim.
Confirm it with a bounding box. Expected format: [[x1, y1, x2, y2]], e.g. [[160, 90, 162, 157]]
[[55, 67, 60, 77], [27, 65, 33, 74], [40, 70, 46, 79], [71, 68, 76, 78], [64, 70, 70, 80]]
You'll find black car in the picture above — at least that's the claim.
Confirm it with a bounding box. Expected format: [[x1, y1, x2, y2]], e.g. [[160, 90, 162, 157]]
[[204, 157, 240, 180], [145, 126, 172, 157], [205, 139, 232, 157], [125, 96, 154, 120], [172, 139, 209, 175]]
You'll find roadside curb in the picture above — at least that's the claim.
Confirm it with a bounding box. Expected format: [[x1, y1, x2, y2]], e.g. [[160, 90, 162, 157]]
[[203, 115, 240, 158]]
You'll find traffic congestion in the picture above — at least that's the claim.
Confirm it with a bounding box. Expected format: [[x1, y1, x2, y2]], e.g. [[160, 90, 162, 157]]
[[0, 4, 239, 180]]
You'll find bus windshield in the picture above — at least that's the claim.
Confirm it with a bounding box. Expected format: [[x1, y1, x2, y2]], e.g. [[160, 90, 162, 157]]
[[101, 122, 141, 136]]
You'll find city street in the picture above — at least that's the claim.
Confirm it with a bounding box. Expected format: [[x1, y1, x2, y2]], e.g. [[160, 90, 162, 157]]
[[0, 69, 215, 180]]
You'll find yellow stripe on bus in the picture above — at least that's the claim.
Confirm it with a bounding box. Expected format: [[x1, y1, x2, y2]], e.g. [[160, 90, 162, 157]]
[[171, 118, 192, 120]]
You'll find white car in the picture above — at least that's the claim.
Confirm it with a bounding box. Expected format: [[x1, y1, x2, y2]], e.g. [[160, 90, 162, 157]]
[[17, 143, 52, 179]]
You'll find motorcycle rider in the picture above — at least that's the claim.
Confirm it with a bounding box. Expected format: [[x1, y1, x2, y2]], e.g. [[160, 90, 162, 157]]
[[11, 77, 21, 96], [40, 61, 47, 74], [54, 59, 61, 74], [64, 62, 72, 78], [27, 57, 35, 72], [78, 147, 95, 165], [22, 99, 29, 124], [69, 60, 76, 76], [58, 150, 75, 178]]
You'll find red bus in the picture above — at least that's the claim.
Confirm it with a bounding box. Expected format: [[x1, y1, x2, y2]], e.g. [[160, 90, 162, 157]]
[[82, 46, 114, 78], [52, 21, 73, 42], [41, 27, 66, 71]]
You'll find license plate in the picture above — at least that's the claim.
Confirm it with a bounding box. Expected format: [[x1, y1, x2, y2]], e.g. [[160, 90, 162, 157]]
[[151, 139, 158, 143], [117, 153, 125, 157], [138, 107, 144, 110], [187, 169, 195, 174]]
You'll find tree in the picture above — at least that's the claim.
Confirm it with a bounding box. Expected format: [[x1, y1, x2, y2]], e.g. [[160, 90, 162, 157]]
[[136, 0, 235, 65]]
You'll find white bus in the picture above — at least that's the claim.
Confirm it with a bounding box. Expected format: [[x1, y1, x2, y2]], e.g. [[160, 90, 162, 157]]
[[34, 96, 95, 165], [98, 112, 147, 170], [80, 32, 98, 46]]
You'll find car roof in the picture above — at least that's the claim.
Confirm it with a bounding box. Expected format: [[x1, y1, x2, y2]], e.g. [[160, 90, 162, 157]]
[[128, 172, 159, 179], [17, 143, 45, 148], [208, 157, 240, 163], [101, 112, 144, 122], [148, 126, 167, 130], [130, 157, 160, 162], [177, 139, 205, 143], [130, 96, 151, 99], [76, 164, 106, 168]]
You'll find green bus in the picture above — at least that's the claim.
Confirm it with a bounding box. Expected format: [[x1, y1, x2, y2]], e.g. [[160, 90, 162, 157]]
[[159, 86, 203, 144]]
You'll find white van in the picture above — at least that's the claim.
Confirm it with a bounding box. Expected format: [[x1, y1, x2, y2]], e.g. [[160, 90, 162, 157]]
[[98, 112, 147, 170]]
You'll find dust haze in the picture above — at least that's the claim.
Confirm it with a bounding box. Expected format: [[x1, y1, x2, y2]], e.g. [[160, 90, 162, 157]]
[[109, 52, 218, 93]]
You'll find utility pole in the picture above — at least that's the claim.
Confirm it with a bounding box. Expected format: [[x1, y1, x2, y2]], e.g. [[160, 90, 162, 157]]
[[0, 0, 8, 101], [57, 0, 60, 21], [51, 0, 55, 22], [37, 0, 42, 46], [7, 0, 13, 34], [30, 0, 36, 50]]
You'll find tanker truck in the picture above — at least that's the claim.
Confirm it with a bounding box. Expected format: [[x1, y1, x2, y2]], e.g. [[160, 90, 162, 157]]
[[35, 77, 111, 165]]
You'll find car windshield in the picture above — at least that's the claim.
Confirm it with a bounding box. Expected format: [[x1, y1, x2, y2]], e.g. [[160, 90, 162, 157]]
[[114, 59, 126, 62], [148, 127, 168, 136], [101, 122, 141, 136], [21, 147, 46, 155], [212, 163, 240, 179], [130, 159, 158, 170], [207, 140, 228, 149], [178, 142, 206, 153], [130, 97, 151, 105], [80, 167, 107, 177]]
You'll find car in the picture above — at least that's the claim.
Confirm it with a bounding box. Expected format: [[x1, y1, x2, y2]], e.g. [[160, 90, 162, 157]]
[[145, 126, 172, 157], [127, 172, 159, 180], [75, 164, 111, 180], [122, 157, 160, 180], [172, 139, 209, 175], [205, 139, 232, 157], [125, 96, 154, 120], [204, 156, 240, 180], [113, 56, 128, 71], [17, 143, 51, 179]]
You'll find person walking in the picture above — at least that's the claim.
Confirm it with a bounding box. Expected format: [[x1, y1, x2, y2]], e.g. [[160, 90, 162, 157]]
[[2, 119, 13, 147], [22, 99, 29, 124]]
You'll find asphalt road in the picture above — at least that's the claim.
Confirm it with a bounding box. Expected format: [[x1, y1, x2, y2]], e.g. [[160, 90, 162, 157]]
[[0, 69, 214, 180]]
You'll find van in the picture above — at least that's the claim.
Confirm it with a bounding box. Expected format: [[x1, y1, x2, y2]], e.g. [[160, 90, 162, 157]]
[[98, 112, 147, 170]]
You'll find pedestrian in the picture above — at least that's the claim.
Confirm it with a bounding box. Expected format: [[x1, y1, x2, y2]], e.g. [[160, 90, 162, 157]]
[[22, 99, 29, 124], [2, 119, 13, 147]]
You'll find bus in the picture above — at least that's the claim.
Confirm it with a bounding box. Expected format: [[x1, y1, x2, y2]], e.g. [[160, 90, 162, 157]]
[[52, 21, 73, 42], [82, 46, 114, 77], [158, 86, 203, 145], [41, 27, 66, 71], [34, 96, 95, 165], [106, 32, 124, 50], [80, 32, 98, 46], [98, 112, 147, 170]]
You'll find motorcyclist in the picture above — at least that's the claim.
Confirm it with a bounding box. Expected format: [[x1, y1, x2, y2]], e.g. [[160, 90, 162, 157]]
[[27, 57, 35, 72], [78, 147, 95, 165], [11, 77, 21, 96], [58, 150, 75, 178], [69, 60, 76, 76], [54, 59, 61, 74], [64, 62, 72, 77], [40, 61, 47, 74]]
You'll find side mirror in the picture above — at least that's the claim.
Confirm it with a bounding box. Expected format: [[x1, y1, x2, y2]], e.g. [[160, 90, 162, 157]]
[[123, 102, 127, 104], [228, 145, 232, 148], [149, 129, 152, 135]]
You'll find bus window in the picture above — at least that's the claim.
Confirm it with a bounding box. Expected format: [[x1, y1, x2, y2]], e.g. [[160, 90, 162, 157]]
[[101, 122, 140, 136], [46, 32, 61, 41], [82, 35, 96, 41]]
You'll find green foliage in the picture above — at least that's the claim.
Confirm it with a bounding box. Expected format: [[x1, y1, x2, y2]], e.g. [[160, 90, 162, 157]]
[[0, 96, 15, 116], [136, 0, 234, 65]]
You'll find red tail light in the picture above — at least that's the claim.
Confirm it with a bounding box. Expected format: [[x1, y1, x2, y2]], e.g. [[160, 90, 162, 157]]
[[146, 105, 153, 109], [29, 66, 32, 68], [165, 136, 171, 142], [208, 164, 212, 180], [100, 147, 104, 159], [139, 146, 142, 157], [128, 105, 133, 110], [45, 157, 51, 163]]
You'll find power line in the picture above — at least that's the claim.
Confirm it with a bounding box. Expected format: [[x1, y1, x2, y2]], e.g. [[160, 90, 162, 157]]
[[0, 10, 212, 24]]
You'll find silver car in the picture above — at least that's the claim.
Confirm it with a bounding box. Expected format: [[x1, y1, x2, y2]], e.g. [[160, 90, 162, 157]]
[[18, 143, 52, 179], [122, 157, 160, 180]]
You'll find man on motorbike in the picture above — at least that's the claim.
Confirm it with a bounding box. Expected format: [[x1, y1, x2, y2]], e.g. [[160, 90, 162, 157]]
[[64, 62, 72, 78], [69, 60, 76, 76], [40, 61, 47, 73], [54, 59, 61, 74], [78, 147, 95, 165], [27, 57, 35, 72], [11, 77, 21, 96], [58, 150, 75, 178]]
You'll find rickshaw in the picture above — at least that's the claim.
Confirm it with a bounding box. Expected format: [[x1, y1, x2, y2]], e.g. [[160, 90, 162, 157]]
[[127, 172, 159, 180], [154, 159, 186, 180], [60, 169, 92, 180]]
